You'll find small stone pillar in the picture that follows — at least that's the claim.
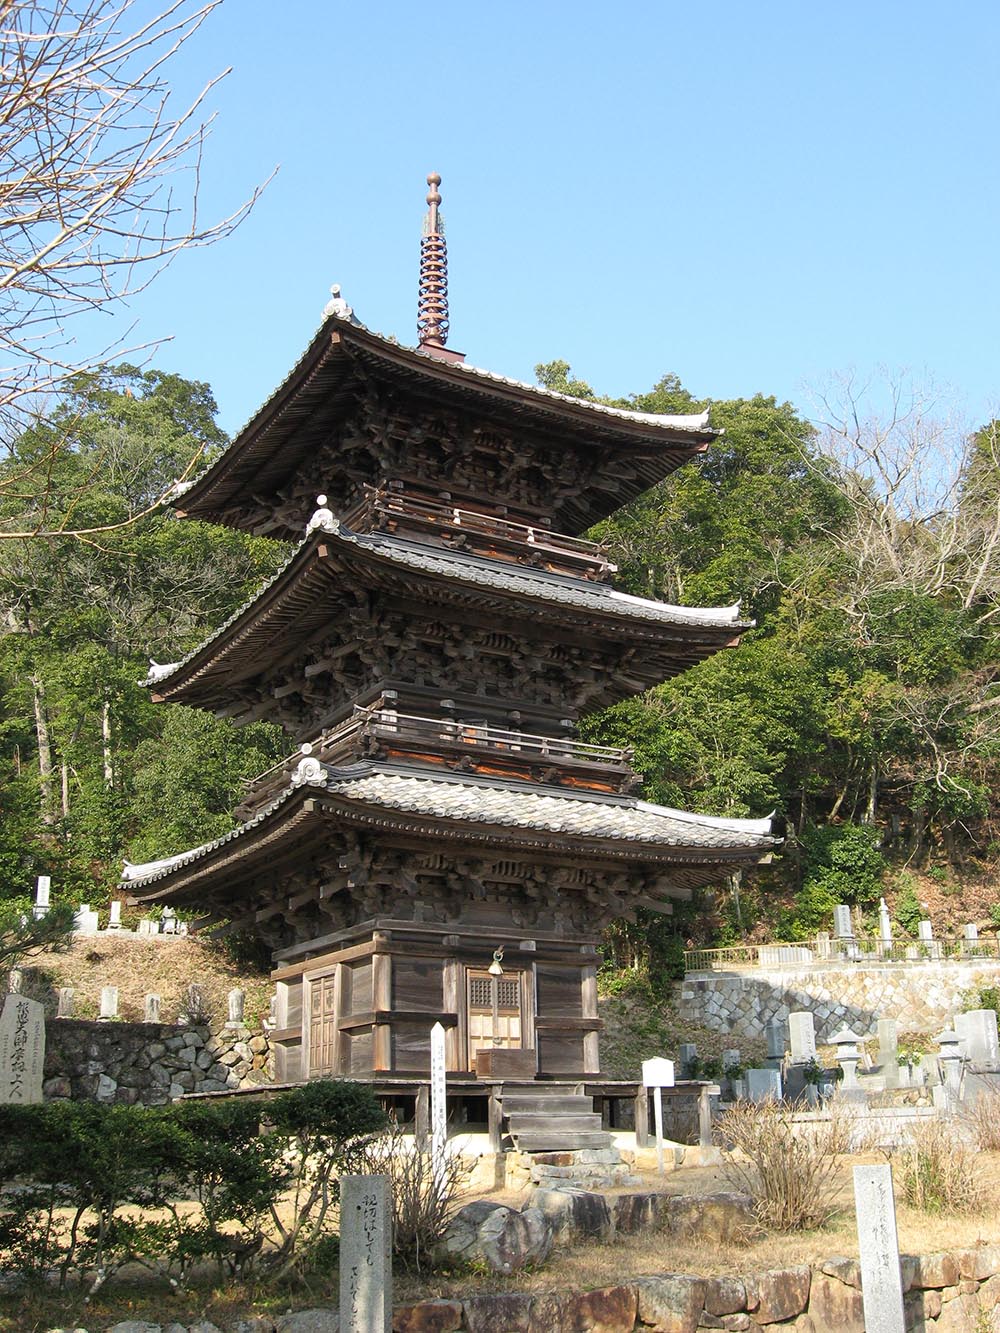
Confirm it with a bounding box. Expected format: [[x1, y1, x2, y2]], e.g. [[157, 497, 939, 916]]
[[107, 900, 122, 931], [56, 986, 74, 1018], [878, 898, 892, 952], [764, 1017, 785, 1067], [32, 875, 51, 920], [99, 986, 119, 1021], [226, 987, 246, 1028], [144, 993, 161, 1023], [936, 1030, 963, 1106]]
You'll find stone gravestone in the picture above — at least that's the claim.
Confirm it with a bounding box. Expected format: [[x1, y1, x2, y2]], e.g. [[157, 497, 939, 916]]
[[877, 1017, 900, 1088], [107, 900, 123, 930], [73, 903, 99, 935], [878, 897, 892, 947], [678, 1042, 697, 1075], [32, 875, 50, 920], [226, 988, 245, 1028], [339, 1174, 391, 1333], [788, 1011, 816, 1064], [853, 1163, 905, 1332], [0, 993, 45, 1104], [747, 1067, 782, 1102], [955, 1010, 1000, 1066], [56, 987, 74, 1018], [764, 1017, 785, 1064], [99, 986, 118, 1021], [833, 904, 853, 938], [144, 993, 161, 1023]]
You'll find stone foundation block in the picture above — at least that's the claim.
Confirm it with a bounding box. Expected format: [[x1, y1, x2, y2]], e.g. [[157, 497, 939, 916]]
[[635, 1275, 707, 1333]]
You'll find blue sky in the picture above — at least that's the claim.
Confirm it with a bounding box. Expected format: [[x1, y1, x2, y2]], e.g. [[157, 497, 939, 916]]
[[121, 1, 1000, 437]]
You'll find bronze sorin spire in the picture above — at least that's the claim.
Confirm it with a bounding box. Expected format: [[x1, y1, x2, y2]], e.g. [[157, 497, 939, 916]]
[[417, 172, 449, 349]]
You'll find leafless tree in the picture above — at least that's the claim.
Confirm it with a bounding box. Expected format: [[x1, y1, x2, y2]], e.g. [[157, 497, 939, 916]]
[[0, 0, 269, 536], [806, 370, 1000, 621]]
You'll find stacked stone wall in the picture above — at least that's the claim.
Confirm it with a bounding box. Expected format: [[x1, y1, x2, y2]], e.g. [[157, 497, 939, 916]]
[[678, 960, 1000, 1043], [43, 1019, 272, 1104]]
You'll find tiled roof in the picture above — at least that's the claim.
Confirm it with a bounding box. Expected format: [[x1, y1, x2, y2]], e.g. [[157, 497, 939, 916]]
[[144, 520, 748, 690], [122, 759, 777, 889]]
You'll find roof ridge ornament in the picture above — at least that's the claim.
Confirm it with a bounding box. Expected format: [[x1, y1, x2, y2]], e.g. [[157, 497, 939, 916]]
[[418, 173, 463, 360], [322, 283, 354, 321]]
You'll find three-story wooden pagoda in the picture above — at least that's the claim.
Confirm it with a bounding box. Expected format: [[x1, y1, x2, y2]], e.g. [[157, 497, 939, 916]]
[[124, 177, 776, 1128]]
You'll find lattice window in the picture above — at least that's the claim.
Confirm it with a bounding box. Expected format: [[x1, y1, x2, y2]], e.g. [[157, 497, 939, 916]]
[[469, 976, 519, 1010]]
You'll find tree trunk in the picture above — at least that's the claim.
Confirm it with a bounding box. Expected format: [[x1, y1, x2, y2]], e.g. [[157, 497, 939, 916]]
[[864, 763, 879, 824], [61, 763, 69, 818], [102, 700, 113, 787], [30, 675, 56, 825]]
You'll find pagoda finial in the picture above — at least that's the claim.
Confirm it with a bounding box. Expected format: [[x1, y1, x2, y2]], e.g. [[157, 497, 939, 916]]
[[417, 172, 449, 349]]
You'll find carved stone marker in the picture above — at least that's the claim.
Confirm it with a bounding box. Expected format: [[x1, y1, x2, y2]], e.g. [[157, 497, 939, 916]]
[[56, 987, 74, 1018], [144, 993, 161, 1024], [833, 904, 853, 938], [339, 1174, 391, 1333], [878, 1017, 900, 1088], [0, 994, 45, 1104], [878, 897, 892, 946], [99, 986, 119, 1021], [107, 900, 122, 930], [73, 903, 99, 935], [788, 1011, 816, 1064], [854, 1163, 905, 1332]]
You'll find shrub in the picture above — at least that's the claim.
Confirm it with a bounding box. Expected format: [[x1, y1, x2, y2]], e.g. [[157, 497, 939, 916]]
[[357, 1118, 463, 1273], [718, 1100, 851, 1231], [896, 1120, 986, 1214], [0, 1079, 386, 1291], [894, 875, 923, 935]]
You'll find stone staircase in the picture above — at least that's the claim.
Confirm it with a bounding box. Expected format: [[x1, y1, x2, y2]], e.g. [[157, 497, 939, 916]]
[[499, 1081, 613, 1152]]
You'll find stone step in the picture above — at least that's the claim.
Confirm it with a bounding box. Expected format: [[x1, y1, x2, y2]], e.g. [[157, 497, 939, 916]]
[[513, 1130, 614, 1152], [506, 1112, 605, 1133]]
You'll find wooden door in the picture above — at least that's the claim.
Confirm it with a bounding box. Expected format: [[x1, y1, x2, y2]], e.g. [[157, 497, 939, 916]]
[[467, 968, 522, 1066], [308, 970, 338, 1076]]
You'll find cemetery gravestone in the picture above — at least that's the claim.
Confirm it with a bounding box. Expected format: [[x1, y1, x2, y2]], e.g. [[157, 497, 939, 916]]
[[833, 904, 853, 938], [679, 1042, 697, 1074], [226, 988, 245, 1027], [788, 1011, 816, 1064], [56, 987, 74, 1018], [878, 897, 892, 946], [747, 1067, 782, 1102], [74, 903, 99, 935], [854, 1163, 905, 1332], [33, 875, 50, 920], [340, 1174, 391, 1333], [878, 1017, 900, 1088], [0, 993, 45, 1104], [107, 901, 122, 930], [99, 986, 118, 1021], [764, 1017, 785, 1062], [956, 1010, 999, 1066], [144, 993, 161, 1023]]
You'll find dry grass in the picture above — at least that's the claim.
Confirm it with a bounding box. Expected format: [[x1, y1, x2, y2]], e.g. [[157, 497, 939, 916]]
[[894, 1119, 988, 1214], [965, 1086, 1000, 1151], [10, 935, 273, 1026], [716, 1101, 853, 1231]]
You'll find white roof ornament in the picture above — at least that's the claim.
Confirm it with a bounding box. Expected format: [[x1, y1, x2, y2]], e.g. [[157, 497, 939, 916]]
[[322, 283, 354, 321], [145, 660, 181, 684], [162, 477, 195, 503], [291, 754, 325, 787], [305, 494, 336, 535]]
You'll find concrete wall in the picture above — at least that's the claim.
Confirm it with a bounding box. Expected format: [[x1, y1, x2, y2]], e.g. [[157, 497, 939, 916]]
[[43, 1018, 272, 1104], [678, 959, 1000, 1042]]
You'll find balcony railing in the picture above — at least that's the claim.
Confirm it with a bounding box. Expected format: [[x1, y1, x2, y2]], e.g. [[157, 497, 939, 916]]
[[239, 706, 636, 811], [342, 484, 617, 581], [684, 934, 1000, 973]]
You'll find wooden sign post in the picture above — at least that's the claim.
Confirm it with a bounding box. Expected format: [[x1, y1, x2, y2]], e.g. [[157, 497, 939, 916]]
[[642, 1057, 675, 1173]]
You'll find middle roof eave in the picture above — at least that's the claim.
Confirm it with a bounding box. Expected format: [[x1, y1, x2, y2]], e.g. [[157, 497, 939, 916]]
[[148, 522, 752, 705]]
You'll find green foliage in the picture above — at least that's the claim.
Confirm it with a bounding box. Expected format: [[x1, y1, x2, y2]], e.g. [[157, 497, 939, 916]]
[[0, 1080, 387, 1291], [894, 876, 924, 934], [0, 900, 75, 972], [799, 822, 887, 908]]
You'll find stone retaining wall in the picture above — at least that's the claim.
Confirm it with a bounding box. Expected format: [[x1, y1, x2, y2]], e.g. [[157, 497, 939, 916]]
[[43, 1019, 272, 1104], [394, 1247, 1000, 1331], [678, 959, 1000, 1042]]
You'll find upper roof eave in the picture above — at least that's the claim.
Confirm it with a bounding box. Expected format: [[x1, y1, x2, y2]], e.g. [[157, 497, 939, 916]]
[[173, 314, 719, 521]]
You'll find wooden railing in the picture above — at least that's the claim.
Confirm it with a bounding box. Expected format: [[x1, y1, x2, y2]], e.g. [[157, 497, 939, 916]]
[[342, 484, 617, 581], [240, 706, 635, 808], [684, 934, 1000, 973]]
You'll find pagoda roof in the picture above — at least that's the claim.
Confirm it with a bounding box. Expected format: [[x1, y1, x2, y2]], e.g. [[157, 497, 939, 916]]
[[171, 313, 718, 537], [122, 756, 778, 903], [146, 517, 749, 710]]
